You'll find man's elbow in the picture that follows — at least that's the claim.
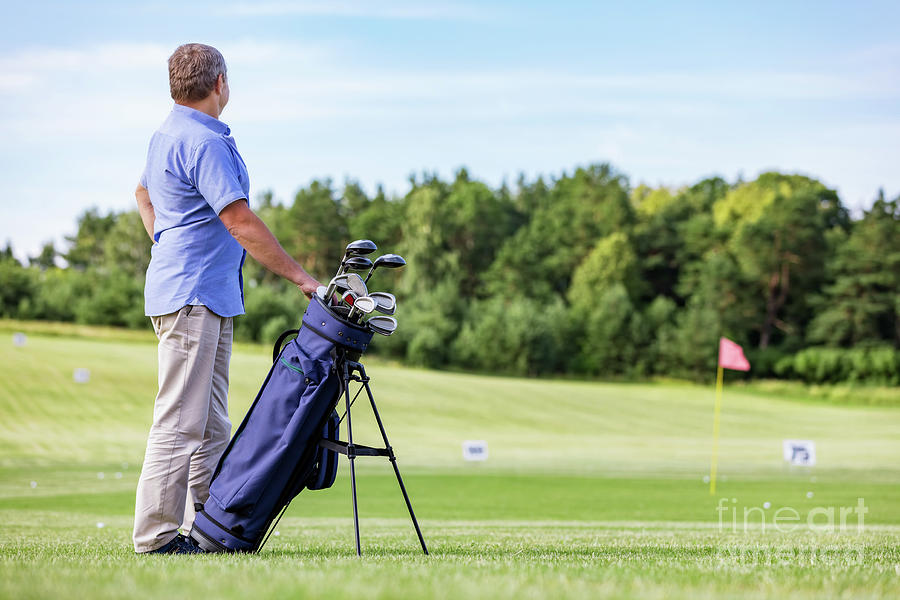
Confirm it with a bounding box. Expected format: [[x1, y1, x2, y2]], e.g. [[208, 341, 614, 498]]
[[220, 201, 253, 240], [225, 219, 245, 240]]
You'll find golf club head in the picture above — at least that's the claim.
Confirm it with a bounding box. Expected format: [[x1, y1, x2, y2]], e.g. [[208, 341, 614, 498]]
[[348, 296, 377, 321], [344, 239, 377, 257], [315, 285, 327, 299], [325, 272, 368, 301], [367, 315, 398, 336], [340, 290, 356, 307], [368, 291, 396, 315], [343, 256, 373, 272], [331, 240, 379, 283], [364, 254, 407, 283]]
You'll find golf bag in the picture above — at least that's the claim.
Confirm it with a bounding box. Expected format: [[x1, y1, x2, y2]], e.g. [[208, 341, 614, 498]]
[[190, 296, 373, 553]]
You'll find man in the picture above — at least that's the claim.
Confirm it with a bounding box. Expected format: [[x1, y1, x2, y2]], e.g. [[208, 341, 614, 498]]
[[133, 43, 321, 554]]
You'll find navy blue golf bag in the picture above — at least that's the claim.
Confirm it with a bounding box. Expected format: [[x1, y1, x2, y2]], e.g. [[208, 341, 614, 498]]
[[190, 296, 373, 553]]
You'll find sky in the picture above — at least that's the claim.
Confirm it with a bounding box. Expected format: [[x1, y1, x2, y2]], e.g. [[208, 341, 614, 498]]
[[1, 0, 898, 261]]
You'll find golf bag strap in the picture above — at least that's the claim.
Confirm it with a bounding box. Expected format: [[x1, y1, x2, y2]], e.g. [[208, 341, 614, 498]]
[[273, 329, 300, 363]]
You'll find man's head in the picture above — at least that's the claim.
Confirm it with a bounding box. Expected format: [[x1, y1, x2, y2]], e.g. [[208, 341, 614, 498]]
[[168, 43, 229, 115]]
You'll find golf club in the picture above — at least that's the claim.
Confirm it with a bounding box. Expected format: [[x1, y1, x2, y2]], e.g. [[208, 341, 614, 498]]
[[325, 272, 368, 304], [329, 239, 378, 283], [348, 296, 377, 321], [366, 315, 398, 336], [363, 254, 406, 284], [368, 292, 396, 315], [338, 255, 374, 277]]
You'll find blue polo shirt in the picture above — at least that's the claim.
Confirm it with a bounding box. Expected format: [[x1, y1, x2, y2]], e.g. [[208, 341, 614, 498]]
[[140, 104, 249, 317]]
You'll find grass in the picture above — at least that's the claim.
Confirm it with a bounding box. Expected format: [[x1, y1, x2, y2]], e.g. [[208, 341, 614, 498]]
[[1, 321, 899, 599]]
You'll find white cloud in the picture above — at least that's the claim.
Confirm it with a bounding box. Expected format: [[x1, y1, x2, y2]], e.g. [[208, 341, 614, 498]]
[[223, 0, 489, 20]]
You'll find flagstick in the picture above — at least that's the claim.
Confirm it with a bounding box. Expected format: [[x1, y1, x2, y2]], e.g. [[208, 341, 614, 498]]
[[709, 365, 724, 495]]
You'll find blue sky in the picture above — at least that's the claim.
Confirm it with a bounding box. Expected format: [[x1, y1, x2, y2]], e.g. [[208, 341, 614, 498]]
[[2, 1, 898, 260]]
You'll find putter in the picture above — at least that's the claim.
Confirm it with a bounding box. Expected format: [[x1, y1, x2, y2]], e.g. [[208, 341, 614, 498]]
[[367, 315, 398, 336], [364, 254, 407, 284], [368, 292, 396, 315]]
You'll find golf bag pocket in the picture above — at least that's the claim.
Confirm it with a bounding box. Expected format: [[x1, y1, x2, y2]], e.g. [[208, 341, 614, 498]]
[[209, 340, 320, 513], [305, 410, 340, 491]]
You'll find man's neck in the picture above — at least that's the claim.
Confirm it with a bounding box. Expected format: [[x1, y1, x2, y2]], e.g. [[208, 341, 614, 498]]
[[177, 99, 220, 120]]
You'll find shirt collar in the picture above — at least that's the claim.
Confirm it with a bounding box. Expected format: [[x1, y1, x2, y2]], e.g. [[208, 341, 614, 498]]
[[172, 103, 231, 136]]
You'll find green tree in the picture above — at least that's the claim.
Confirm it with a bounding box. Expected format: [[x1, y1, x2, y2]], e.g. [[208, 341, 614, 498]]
[[568, 232, 643, 311], [633, 178, 730, 303], [571, 284, 643, 375], [808, 193, 900, 347], [347, 185, 405, 254], [29, 241, 58, 270], [714, 173, 848, 348], [0, 254, 34, 318], [65, 208, 117, 270], [400, 169, 517, 296], [102, 211, 152, 278], [657, 250, 754, 379], [485, 164, 632, 301], [452, 296, 570, 375], [284, 180, 348, 280], [73, 269, 146, 328]]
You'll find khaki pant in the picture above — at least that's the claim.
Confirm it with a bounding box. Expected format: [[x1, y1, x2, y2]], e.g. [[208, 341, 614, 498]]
[[133, 305, 233, 553]]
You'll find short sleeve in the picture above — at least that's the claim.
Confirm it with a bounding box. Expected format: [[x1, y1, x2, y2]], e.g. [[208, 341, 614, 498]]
[[139, 166, 148, 189], [190, 139, 247, 214]]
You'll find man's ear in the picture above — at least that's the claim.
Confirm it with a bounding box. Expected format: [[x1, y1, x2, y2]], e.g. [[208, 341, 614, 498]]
[[215, 73, 225, 94]]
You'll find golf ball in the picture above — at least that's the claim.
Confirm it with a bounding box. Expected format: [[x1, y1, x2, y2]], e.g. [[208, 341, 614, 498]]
[[702, 475, 710, 483], [806, 491, 814, 499], [763, 502, 771, 509], [97, 472, 105, 480], [115, 472, 123, 479], [30, 481, 37, 488], [96, 522, 105, 529]]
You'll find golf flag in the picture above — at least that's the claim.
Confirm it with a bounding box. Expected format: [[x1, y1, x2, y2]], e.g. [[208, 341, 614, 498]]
[[709, 338, 751, 495], [718, 337, 750, 371]]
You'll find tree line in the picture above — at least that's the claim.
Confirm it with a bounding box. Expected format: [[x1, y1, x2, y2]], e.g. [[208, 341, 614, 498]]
[[2, 164, 898, 384]]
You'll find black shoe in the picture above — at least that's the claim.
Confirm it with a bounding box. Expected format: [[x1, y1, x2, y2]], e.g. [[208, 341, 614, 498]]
[[144, 534, 205, 555]]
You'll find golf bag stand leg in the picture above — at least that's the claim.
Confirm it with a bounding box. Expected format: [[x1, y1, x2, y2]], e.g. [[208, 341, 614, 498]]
[[337, 354, 428, 556], [356, 361, 429, 556], [341, 356, 363, 557]]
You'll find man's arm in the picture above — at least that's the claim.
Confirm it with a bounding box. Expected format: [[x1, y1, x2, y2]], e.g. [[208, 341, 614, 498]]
[[218, 199, 321, 297], [135, 184, 155, 240]]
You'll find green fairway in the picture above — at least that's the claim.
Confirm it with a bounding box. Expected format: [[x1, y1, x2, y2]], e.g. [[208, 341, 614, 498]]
[[1, 322, 898, 599]]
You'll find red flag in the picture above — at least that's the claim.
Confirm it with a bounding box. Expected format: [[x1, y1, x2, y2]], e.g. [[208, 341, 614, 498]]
[[718, 337, 750, 371]]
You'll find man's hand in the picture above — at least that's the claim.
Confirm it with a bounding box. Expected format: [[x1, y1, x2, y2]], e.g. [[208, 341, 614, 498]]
[[218, 199, 322, 297], [296, 279, 320, 299]]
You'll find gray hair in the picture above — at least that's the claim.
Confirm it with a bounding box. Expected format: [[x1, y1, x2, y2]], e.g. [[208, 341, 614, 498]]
[[168, 43, 227, 103]]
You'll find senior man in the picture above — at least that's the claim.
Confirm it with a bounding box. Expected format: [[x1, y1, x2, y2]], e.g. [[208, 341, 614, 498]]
[[133, 43, 320, 554]]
